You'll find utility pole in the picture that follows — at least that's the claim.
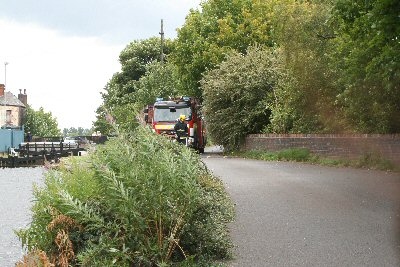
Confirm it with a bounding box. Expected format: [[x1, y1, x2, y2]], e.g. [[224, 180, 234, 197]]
[[159, 19, 165, 64], [4, 62, 8, 107]]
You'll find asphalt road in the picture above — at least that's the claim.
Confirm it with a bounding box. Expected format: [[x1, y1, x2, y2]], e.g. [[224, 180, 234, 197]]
[[0, 167, 44, 267], [202, 154, 400, 267]]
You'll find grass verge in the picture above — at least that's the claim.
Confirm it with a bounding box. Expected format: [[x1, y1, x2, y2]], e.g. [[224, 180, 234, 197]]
[[227, 148, 398, 172]]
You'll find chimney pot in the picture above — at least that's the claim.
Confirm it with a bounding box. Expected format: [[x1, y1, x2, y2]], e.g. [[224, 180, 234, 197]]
[[18, 88, 28, 106], [0, 84, 4, 97]]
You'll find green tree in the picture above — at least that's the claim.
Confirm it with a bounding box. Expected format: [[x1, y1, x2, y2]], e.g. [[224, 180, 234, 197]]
[[133, 60, 182, 110], [93, 104, 115, 136], [171, 0, 272, 98], [95, 37, 174, 131], [101, 37, 174, 109], [266, 0, 343, 133], [332, 0, 400, 133], [25, 106, 61, 137], [173, 0, 342, 134]]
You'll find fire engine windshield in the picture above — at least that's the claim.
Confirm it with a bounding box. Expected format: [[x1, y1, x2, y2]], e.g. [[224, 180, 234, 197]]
[[154, 106, 191, 122]]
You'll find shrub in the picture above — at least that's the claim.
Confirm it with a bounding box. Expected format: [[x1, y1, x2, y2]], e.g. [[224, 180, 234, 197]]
[[17, 126, 234, 266], [201, 46, 281, 151]]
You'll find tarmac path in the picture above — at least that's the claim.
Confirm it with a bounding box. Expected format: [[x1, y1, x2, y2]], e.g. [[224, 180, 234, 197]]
[[0, 167, 44, 267], [202, 155, 400, 267]]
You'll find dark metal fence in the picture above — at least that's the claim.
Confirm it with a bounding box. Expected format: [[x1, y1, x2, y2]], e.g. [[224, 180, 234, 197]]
[[0, 141, 85, 168], [0, 134, 109, 168]]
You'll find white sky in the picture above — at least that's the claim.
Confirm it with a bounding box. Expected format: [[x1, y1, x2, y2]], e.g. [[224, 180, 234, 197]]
[[0, 0, 201, 130]]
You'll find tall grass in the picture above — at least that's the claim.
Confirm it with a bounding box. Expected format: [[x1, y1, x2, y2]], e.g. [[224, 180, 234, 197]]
[[17, 126, 234, 266]]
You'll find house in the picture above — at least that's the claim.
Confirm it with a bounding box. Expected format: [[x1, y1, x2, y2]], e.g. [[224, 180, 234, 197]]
[[0, 84, 27, 152], [0, 84, 27, 128]]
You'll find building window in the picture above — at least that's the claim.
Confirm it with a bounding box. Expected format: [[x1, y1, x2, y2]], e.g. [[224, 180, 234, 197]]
[[6, 110, 12, 124]]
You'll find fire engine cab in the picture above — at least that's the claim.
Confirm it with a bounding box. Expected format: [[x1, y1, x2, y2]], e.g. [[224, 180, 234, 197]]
[[144, 96, 206, 153]]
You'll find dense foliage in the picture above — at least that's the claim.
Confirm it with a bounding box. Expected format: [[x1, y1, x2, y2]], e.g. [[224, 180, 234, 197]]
[[94, 37, 178, 135], [93, 104, 116, 136], [202, 46, 281, 150], [171, 0, 271, 98], [133, 61, 182, 111], [94, 0, 399, 146], [17, 126, 234, 266], [332, 0, 400, 132], [193, 0, 398, 146], [25, 105, 61, 137]]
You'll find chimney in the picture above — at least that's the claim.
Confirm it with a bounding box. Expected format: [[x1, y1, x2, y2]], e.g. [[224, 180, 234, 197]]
[[18, 89, 28, 106], [0, 84, 4, 97]]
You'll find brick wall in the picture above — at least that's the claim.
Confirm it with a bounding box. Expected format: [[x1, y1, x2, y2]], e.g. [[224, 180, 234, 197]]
[[244, 134, 400, 165]]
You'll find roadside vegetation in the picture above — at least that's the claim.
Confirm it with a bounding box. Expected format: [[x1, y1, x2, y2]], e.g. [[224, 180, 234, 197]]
[[229, 148, 397, 172], [16, 0, 398, 265], [16, 126, 234, 267], [94, 0, 399, 152]]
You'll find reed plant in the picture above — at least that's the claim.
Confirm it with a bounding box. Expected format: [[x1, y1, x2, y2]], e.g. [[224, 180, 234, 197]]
[[17, 126, 234, 266]]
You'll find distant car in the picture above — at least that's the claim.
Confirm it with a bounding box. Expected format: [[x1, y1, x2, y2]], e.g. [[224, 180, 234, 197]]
[[63, 136, 89, 145], [63, 137, 78, 144]]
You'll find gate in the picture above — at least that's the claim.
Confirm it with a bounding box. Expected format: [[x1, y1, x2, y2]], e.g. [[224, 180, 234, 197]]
[[0, 127, 24, 153]]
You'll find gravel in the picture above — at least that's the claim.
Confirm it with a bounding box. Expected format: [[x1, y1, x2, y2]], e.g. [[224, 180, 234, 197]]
[[0, 167, 45, 267]]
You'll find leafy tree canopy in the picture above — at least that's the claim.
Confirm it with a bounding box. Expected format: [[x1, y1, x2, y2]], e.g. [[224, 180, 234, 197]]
[[93, 104, 115, 136], [95, 37, 175, 132], [133, 60, 183, 110], [171, 0, 274, 98], [265, 0, 344, 133], [94, 0, 400, 138], [25, 106, 61, 137], [332, 0, 400, 132], [100, 37, 174, 110]]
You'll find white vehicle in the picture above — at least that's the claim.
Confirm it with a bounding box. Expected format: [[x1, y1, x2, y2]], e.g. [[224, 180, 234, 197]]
[[63, 137, 77, 144]]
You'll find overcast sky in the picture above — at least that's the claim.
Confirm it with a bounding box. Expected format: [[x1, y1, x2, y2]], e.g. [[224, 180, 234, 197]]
[[0, 0, 201, 130]]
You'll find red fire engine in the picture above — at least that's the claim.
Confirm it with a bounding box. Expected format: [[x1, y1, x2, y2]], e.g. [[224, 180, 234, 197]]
[[144, 96, 206, 153]]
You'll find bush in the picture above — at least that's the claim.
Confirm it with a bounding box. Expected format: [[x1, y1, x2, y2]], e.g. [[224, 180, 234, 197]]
[[202, 46, 281, 151], [17, 126, 234, 266]]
